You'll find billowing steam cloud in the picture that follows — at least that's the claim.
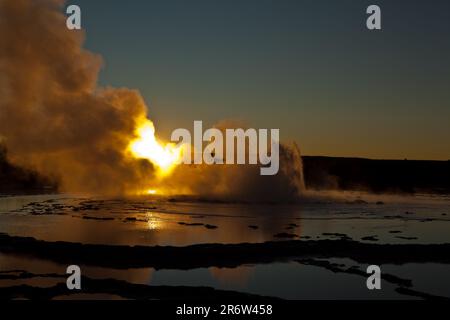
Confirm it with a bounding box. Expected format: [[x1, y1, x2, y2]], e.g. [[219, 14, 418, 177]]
[[161, 121, 305, 202], [0, 0, 304, 201], [0, 0, 157, 194]]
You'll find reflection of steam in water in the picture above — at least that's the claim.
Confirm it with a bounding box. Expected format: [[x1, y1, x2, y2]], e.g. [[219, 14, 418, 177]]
[[209, 266, 254, 289]]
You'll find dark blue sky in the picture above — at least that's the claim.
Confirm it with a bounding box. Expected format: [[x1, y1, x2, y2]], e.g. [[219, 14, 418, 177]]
[[70, 0, 450, 159]]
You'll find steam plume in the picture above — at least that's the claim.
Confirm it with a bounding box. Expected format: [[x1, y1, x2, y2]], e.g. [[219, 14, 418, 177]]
[[0, 0, 156, 194], [0, 0, 305, 201], [159, 121, 305, 202]]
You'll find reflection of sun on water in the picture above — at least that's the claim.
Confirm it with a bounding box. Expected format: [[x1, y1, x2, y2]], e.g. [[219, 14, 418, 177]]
[[146, 213, 161, 230]]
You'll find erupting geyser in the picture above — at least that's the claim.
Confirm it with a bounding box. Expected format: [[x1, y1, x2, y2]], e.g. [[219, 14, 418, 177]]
[[129, 118, 182, 177], [0, 0, 305, 201], [0, 0, 177, 195]]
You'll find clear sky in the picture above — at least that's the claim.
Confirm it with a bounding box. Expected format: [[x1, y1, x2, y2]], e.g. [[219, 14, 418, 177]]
[[71, 0, 450, 160]]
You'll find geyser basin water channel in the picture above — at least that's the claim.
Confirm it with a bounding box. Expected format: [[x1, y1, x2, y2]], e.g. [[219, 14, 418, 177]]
[[0, 192, 449, 299]]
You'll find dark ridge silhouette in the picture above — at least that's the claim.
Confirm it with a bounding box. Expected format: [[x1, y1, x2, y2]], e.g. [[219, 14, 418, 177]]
[[2, 146, 450, 195], [302, 156, 450, 194]]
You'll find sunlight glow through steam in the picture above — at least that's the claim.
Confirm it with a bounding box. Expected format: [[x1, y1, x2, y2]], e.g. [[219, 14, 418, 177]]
[[129, 120, 182, 176]]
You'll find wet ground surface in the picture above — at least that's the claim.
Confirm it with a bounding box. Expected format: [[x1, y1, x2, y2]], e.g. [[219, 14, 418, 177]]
[[0, 192, 449, 300]]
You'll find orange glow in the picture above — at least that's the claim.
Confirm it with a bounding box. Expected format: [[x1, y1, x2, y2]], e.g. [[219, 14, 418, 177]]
[[128, 119, 182, 176]]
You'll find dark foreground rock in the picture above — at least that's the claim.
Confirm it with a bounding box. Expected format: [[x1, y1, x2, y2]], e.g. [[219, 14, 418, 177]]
[[1, 233, 450, 270], [0, 272, 277, 301]]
